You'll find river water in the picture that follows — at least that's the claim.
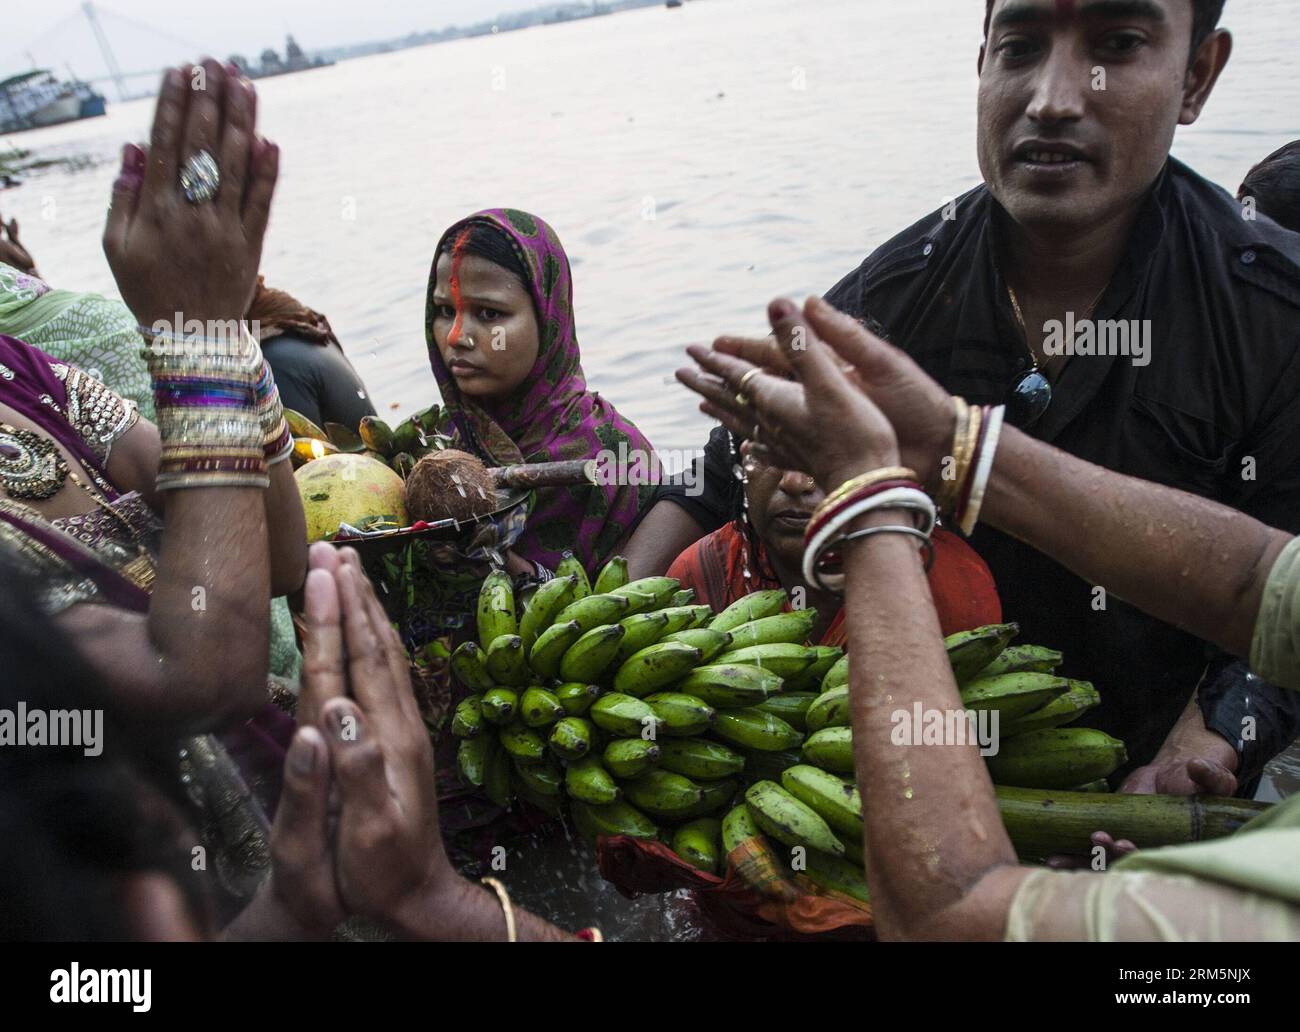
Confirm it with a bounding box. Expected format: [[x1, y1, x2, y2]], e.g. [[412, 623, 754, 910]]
[[3, 0, 1296, 927]]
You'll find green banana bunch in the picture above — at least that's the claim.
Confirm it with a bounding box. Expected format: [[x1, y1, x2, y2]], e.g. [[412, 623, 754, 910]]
[[590, 692, 660, 738], [592, 555, 630, 594], [756, 692, 817, 732], [559, 623, 627, 683], [451, 695, 484, 738], [780, 765, 862, 837], [548, 716, 596, 760], [520, 687, 565, 727], [645, 692, 716, 736], [945, 622, 1019, 683], [612, 641, 703, 697], [672, 818, 722, 874], [555, 681, 604, 716], [554, 592, 631, 635], [677, 663, 782, 707], [622, 769, 705, 819], [712, 707, 802, 751], [457, 736, 492, 787], [986, 727, 1127, 789], [566, 756, 621, 804], [786, 645, 844, 691], [485, 634, 530, 686], [722, 610, 818, 652], [805, 684, 849, 732], [976, 644, 1064, 678], [959, 672, 1071, 721], [720, 643, 819, 680], [1000, 680, 1100, 737], [477, 571, 517, 649], [518, 575, 578, 654], [529, 620, 583, 680], [614, 610, 671, 663], [450, 641, 494, 692], [555, 553, 591, 600], [802, 726, 854, 774], [661, 628, 733, 664], [656, 738, 746, 779], [603, 739, 661, 778], [744, 780, 845, 857], [569, 800, 658, 843], [480, 686, 518, 725], [498, 724, 547, 763], [710, 589, 787, 633]]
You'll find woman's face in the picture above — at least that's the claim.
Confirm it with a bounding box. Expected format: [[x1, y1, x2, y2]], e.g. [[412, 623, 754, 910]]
[[744, 452, 824, 575], [431, 251, 540, 402]]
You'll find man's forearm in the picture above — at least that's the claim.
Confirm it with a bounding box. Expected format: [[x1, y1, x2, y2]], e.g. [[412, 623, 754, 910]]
[[984, 428, 1287, 662], [266, 460, 307, 596], [392, 877, 574, 942]]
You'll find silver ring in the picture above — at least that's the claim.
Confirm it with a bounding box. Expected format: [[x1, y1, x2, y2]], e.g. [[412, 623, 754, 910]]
[[179, 149, 220, 205]]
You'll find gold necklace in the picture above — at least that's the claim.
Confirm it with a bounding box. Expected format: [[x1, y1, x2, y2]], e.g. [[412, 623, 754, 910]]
[[1007, 282, 1108, 376]]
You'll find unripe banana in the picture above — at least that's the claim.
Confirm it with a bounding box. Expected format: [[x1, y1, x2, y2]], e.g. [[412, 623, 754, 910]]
[[720, 643, 819, 680], [484, 741, 514, 807], [519, 686, 565, 727], [653, 605, 709, 637], [554, 681, 604, 716], [622, 769, 704, 819], [614, 610, 672, 663], [450, 641, 494, 692], [480, 686, 518, 725], [610, 576, 680, 610], [558, 623, 627, 683], [554, 592, 631, 635], [722, 610, 818, 652], [959, 672, 1071, 721], [802, 849, 870, 905], [548, 716, 596, 760], [678, 777, 740, 819], [669, 588, 697, 607], [569, 800, 658, 843], [529, 619, 583, 681], [975, 643, 1064, 679], [1000, 680, 1101, 737], [589, 692, 661, 738], [518, 574, 577, 654], [712, 707, 802, 751], [566, 756, 621, 804], [710, 588, 787, 633], [555, 552, 591, 600], [485, 634, 530, 686], [498, 723, 547, 763], [757, 691, 818, 732], [451, 694, 485, 738], [985, 727, 1127, 789], [476, 571, 517, 649], [645, 692, 716, 736], [945, 622, 1019, 682], [802, 725, 854, 774], [745, 780, 845, 857], [787, 645, 845, 691], [721, 803, 763, 854], [512, 772, 565, 818], [655, 737, 745, 779], [513, 758, 563, 798], [593, 555, 630, 594], [805, 684, 850, 732], [780, 764, 863, 837], [741, 748, 805, 783], [612, 641, 703, 697], [672, 818, 722, 874], [603, 739, 661, 778], [677, 663, 782, 708], [661, 628, 734, 664], [821, 653, 850, 692], [1071, 779, 1112, 793], [457, 735, 492, 787]]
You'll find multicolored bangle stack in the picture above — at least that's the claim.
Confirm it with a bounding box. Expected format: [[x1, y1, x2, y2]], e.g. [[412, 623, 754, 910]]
[[801, 466, 937, 595], [140, 323, 269, 491], [253, 357, 293, 466], [938, 398, 1006, 536]]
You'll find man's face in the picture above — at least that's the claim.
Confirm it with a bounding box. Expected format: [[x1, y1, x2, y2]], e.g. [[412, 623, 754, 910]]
[[977, 0, 1196, 232]]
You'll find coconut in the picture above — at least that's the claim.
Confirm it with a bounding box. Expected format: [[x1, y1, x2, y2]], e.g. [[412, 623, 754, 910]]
[[404, 449, 497, 523], [295, 453, 409, 542]]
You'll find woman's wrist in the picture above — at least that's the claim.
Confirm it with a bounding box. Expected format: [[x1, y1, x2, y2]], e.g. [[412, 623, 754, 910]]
[[822, 451, 902, 493]]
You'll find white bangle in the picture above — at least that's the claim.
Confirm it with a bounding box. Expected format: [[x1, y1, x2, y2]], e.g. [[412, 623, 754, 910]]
[[959, 405, 1005, 536], [802, 486, 936, 592]]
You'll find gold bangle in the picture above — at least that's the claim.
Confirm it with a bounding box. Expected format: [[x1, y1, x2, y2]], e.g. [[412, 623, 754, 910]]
[[811, 466, 919, 526], [480, 876, 517, 942], [937, 397, 970, 514]]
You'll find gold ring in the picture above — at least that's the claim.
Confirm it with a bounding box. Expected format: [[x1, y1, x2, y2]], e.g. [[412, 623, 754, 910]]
[[734, 368, 763, 408]]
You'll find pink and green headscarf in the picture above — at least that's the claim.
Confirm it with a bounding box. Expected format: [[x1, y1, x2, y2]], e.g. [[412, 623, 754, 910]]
[[425, 208, 658, 574]]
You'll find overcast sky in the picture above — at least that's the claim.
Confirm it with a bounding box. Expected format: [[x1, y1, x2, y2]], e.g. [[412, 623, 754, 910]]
[[4, 0, 550, 81]]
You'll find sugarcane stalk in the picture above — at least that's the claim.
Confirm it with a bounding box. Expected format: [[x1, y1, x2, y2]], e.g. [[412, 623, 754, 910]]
[[996, 786, 1270, 860], [490, 459, 596, 490]]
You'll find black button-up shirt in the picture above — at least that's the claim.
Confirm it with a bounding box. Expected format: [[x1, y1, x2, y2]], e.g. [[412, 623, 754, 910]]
[[823, 157, 1300, 778]]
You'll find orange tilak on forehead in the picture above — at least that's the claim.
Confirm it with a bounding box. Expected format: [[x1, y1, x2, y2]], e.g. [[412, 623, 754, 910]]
[[447, 227, 472, 347]]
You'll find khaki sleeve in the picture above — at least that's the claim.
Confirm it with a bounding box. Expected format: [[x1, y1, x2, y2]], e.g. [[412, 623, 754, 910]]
[[1250, 536, 1300, 692]]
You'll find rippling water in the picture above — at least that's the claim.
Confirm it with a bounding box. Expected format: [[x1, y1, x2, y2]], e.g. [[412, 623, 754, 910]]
[[4, 0, 1296, 821]]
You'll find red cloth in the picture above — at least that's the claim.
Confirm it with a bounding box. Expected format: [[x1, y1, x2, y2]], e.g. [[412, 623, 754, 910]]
[[666, 523, 1001, 643]]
